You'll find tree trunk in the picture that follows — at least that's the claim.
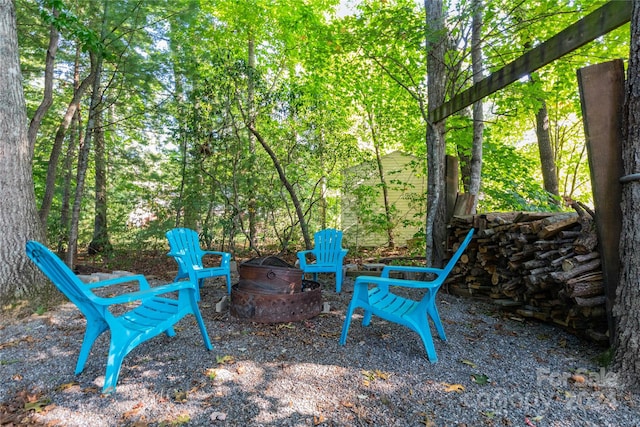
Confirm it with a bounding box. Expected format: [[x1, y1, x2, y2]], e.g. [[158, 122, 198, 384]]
[[468, 0, 484, 208], [0, 0, 50, 305], [39, 65, 95, 226], [247, 36, 259, 252], [58, 48, 83, 255], [27, 6, 59, 153], [248, 125, 312, 250], [67, 52, 102, 269], [88, 103, 111, 255], [366, 106, 395, 248], [613, 0, 640, 391], [535, 98, 560, 203], [425, 0, 447, 266]]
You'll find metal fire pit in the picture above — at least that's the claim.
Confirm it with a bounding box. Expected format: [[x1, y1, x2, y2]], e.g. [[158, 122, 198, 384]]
[[231, 256, 322, 323], [237, 256, 303, 294], [230, 280, 322, 323]]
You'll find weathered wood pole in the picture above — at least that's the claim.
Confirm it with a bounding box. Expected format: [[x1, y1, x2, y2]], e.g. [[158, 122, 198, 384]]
[[577, 59, 625, 345]]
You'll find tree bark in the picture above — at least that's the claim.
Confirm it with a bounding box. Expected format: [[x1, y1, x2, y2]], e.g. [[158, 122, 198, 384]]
[[0, 0, 49, 304], [247, 36, 259, 252], [27, 6, 59, 154], [425, 0, 447, 266], [38, 67, 95, 226], [88, 103, 111, 255], [247, 125, 312, 250], [468, 0, 484, 208], [534, 97, 560, 203], [614, 0, 640, 391], [366, 105, 395, 248], [58, 47, 83, 255], [67, 51, 102, 269]]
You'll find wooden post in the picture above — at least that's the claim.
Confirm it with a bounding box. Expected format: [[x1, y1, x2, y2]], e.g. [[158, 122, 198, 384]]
[[577, 59, 625, 345]]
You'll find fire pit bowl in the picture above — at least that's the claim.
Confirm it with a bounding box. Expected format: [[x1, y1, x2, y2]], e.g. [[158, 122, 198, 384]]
[[231, 256, 322, 323], [237, 256, 303, 294]]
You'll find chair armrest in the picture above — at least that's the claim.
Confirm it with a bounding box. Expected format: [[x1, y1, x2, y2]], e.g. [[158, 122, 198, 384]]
[[380, 265, 444, 278], [85, 274, 151, 291], [354, 275, 441, 290], [201, 250, 232, 266], [297, 250, 314, 268], [89, 281, 196, 306]]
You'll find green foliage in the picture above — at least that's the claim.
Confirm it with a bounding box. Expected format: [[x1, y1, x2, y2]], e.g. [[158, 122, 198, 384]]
[[19, 0, 630, 256], [480, 141, 561, 212]]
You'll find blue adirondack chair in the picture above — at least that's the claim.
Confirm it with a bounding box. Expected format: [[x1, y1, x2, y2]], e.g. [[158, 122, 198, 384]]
[[339, 228, 474, 362], [297, 228, 349, 293], [25, 241, 213, 394], [166, 228, 232, 295]]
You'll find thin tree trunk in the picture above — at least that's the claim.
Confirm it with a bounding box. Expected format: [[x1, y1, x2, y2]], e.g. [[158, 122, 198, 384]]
[[614, 0, 640, 391], [67, 52, 102, 269], [0, 0, 49, 304], [365, 106, 395, 248], [248, 125, 312, 249], [88, 103, 111, 255], [534, 93, 560, 203], [425, 0, 447, 266], [27, 6, 59, 154], [468, 0, 484, 207], [247, 36, 258, 251], [58, 48, 84, 255], [39, 65, 95, 226]]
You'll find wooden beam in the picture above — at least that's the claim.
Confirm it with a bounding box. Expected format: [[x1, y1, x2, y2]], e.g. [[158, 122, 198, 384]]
[[430, 1, 631, 123], [577, 59, 625, 346]]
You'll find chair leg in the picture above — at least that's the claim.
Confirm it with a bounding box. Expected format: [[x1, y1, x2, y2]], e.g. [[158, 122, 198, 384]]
[[102, 341, 131, 394], [335, 269, 342, 293], [339, 302, 358, 345], [190, 299, 213, 350], [428, 304, 447, 341], [225, 273, 232, 294], [416, 323, 438, 363], [75, 321, 108, 375], [362, 310, 373, 326]]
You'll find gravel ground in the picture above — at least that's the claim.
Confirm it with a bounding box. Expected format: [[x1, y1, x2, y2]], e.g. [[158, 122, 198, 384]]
[[1, 275, 639, 427]]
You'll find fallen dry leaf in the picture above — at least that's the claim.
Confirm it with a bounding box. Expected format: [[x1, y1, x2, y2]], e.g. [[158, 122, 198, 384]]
[[442, 383, 465, 393], [313, 414, 326, 425]]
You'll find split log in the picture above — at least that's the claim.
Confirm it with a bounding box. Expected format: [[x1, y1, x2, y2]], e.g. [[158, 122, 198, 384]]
[[567, 280, 604, 298], [574, 295, 607, 307], [550, 259, 601, 282]]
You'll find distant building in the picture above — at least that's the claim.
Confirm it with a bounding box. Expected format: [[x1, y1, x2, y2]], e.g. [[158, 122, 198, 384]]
[[341, 151, 426, 248]]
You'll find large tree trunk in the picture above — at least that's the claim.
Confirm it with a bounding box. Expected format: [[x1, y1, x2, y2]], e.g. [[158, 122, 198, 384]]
[[613, 0, 640, 391], [425, 0, 447, 266], [0, 0, 50, 305]]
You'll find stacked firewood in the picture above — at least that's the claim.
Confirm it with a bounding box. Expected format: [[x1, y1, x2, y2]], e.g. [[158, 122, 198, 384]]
[[446, 207, 608, 343]]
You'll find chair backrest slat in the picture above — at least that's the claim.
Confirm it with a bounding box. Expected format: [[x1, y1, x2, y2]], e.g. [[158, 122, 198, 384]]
[[442, 228, 475, 276], [167, 228, 204, 268], [314, 229, 344, 264], [26, 241, 104, 321]]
